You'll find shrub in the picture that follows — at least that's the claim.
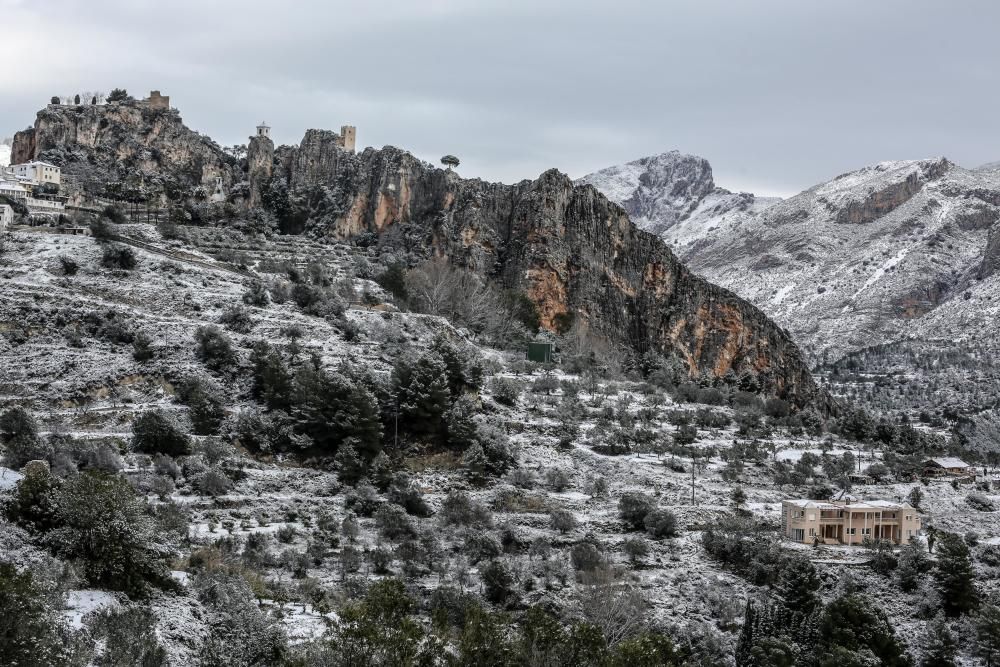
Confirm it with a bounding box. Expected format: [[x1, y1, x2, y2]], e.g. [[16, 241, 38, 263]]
[[219, 305, 254, 333], [243, 280, 270, 307], [194, 325, 237, 372], [58, 256, 78, 275], [966, 493, 996, 512], [623, 536, 650, 565], [644, 508, 678, 539], [550, 509, 578, 534], [618, 492, 655, 530], [100, 244, 137, 270], [194, 468, 233, 497], [570, 542, 605, 572], [481, 560, 516, 604], [46, 472, 175, 596], [490, 377, 522, 407], [132, 332, 155, 362], [131, 410, 190, 456], [375, 505, 417, 542], [440, 490, 493, 528]]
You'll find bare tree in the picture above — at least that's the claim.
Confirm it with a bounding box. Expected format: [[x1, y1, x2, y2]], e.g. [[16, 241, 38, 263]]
[[577, 568, 649, 646]]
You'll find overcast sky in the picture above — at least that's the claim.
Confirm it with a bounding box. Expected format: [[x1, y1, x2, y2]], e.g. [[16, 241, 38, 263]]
[[3, 0, 999, 196]]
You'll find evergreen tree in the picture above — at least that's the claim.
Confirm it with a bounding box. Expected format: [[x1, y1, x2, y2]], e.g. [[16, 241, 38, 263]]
[[3, 460, 61, 533], [934, 532, 980, 616], [776, 557, 821, 614], [250, 340, 294, 411], [0, 563, 73, 666], [817, 594, 909, 667], [920, 614, 957, 667], [445, 394, 479, 449], [897, 540, 931, 593], [735, 601, 757, 667], [393, 351, 451, 436], [131, 410, 191, 456], [972, 602, 1000, 667], [293, 366, 382, 457], [46, 472, 174, 596]]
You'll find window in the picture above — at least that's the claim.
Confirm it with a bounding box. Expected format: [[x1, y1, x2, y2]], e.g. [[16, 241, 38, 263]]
[[808, 528, 815, 536], [847, 528, 856, 535], [808, 513, 815, 520], [791, 529, 805, 541], [905, 515, 912, 521]]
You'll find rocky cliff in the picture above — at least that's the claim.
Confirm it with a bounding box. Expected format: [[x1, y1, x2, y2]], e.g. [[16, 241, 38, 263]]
[[12, 99, 239, 200], [578, 151, 779, 246], [277, 144, 827, 408]]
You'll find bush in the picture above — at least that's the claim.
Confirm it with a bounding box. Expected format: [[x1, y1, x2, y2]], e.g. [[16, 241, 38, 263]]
[[0, 563, 72, 666], [131, 410, 190, 456], [375, 505, 417, 542], [481, 560, 516, 604], [550, 508, 578, 534], [966, 493, 996, 512], [440, 490, 493, 528], [644, 508, 678, 539], [618, 492, 655, 530], [219, 305, 254, 333], [623, 536, 650, 565], [46, 472, 175, 596], [570, 542, 605, 572], [243, 280, 270, 307], [177, 376, 226, 435], [132, 332, 155, 362], [58, 256, 78, 275], [194, 468, 233, 497], [100, 244, 137, 270], [490, 377, 522, 407], [194, 325, 237, 372]]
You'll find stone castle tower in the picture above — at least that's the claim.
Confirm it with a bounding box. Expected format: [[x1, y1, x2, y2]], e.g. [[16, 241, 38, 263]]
[[248, 122, 274, 209], [339, 125, 356, 152]]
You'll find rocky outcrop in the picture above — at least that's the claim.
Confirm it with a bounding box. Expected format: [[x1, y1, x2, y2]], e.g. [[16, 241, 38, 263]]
[[247, 134, 274, 209], [287, 129, 354, 189], [293, 146, 827, 409], [981, 223, 1000, 278], [832, 159, 949, 224], [12, 100, 238, 200]]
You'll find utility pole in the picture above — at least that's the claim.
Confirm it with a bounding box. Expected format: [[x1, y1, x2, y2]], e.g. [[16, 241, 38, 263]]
[[691, 452, 696, 506]]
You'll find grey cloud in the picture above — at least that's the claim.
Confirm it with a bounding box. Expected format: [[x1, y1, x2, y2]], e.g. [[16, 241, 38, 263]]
[[3, 0, 999, 196]]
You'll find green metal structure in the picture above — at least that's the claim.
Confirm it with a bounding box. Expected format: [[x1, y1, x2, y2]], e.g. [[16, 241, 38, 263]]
[[526, 342, 554, 363]]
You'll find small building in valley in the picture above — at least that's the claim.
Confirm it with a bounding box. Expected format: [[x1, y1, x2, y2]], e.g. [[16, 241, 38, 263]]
[[922, 457, 971, 477], [782, 497, 920, 546]]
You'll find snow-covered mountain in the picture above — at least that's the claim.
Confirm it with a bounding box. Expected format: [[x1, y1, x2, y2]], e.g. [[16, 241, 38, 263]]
[[577, 151, 779, 247], [585, 154, 1000, 368], [684, 158, 1000, 363]]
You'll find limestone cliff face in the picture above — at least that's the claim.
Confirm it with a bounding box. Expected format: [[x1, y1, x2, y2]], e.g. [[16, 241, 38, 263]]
[[288, 145, 827, 409], [287, 129, 353, 189], [247, 134, 274, 209], [12, 101, 238, 198]]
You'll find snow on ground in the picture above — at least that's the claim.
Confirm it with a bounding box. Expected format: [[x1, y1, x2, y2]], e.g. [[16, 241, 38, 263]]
[[64, 590, 119, 629], [0, 466, 23, 490]]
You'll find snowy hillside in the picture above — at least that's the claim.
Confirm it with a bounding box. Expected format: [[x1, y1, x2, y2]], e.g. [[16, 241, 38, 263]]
[[2, 220, 996, 664], [577, 151, 780, 247]]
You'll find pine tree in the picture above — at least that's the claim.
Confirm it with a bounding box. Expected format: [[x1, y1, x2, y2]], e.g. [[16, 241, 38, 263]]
[[776, 557, 821, 614], [920, 614, 957, 667], [934, 532, 980, 616], [735, 601, 757, 667], [394, 352, 451, 436], [897, 540, 931, 593], [445, 394, 479, 449], [972, 602, 1000, 667]]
